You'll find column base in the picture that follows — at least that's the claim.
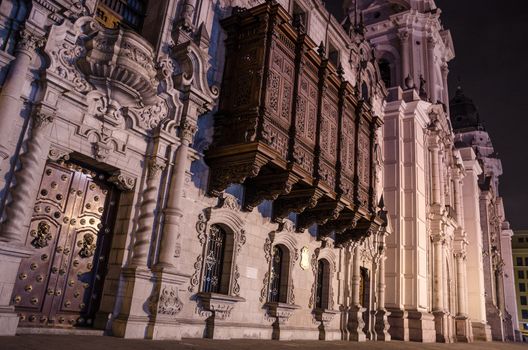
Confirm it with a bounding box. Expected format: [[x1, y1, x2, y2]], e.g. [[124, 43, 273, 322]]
[[455, 315, 473, 342], [0, 242, 32, 336], [471, 320, 492, 341], [110, 266, 155, 339], [486, 304, 505, 341], [146, 266, 188, 340], [374, 308, 391, 341], [347, 305, 366, 342], [388, 308, 436, 342]]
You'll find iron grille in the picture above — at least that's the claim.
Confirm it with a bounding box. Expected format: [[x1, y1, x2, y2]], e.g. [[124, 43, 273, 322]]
[[202, 224, 226, 293], [316, 259, 325, 309], [268, 246, 284, 303]]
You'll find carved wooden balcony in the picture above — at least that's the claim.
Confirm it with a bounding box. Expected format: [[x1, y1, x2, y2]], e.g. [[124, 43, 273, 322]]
[[205, 2, 383, 243], [77, 22, 158, 107]]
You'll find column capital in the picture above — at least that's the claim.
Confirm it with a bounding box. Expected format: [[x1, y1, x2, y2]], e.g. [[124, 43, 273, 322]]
[[147, 156, 167, 179], [32, 111, 54, 130], [397, 30, 410, 42], [180, 119, 197, 143], [16, 28, 45, 55]]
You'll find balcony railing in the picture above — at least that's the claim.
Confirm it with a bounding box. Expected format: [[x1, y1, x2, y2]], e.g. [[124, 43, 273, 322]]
[[205, 2, 383, 242]]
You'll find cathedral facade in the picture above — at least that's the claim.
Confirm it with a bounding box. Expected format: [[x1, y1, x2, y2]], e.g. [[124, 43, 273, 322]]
[[0, 0, 519, 343]]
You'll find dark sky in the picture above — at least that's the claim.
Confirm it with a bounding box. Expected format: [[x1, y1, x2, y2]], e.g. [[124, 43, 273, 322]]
[[436, 0, 528, 229]]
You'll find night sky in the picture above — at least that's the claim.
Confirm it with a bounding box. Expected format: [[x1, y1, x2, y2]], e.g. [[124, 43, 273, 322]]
[[436, 0, 528, 229]]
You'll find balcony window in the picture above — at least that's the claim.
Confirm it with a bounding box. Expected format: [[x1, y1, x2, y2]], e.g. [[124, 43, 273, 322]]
[[95, 0, 147, 31]]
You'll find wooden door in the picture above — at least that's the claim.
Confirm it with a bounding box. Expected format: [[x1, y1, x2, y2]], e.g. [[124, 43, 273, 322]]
[[13, 161, 118, 328]]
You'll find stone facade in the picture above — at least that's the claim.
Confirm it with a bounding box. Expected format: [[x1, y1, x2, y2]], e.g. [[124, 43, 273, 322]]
[[0, 0, 518, 344]]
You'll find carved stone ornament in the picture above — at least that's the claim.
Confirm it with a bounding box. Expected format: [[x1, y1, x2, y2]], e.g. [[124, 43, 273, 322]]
[[219, 193, 240, 211], [156, 286, 183, 316], [195, 292, 244, 321], [264, 302, 300, 324], [77, 19, 159, 107], [48, 146, 71, 163], [109, 170, 136, 191], [126, 98, 169, 130], [32, 112, 55, 130]]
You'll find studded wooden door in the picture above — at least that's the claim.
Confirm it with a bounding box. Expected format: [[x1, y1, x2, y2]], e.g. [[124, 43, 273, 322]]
[[13, 161, 118, 328]]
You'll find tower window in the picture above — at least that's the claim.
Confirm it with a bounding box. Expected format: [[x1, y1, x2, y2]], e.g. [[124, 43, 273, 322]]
[[315, 259, 331, 309], [202, 224, 227, 293], [292, 2, 308, 30], [268, 245, 290, 303], [95, 0, 147, 31], [328, 44, 340, 68], [378, 58, 392, 88]]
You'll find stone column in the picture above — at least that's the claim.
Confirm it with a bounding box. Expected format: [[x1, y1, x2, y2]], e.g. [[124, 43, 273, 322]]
[[1, 111, 54, 244], [375, 235, 391, 341], [348, 244, 366, 341], [455, 253, 468, 316], [427, 35, 436, 102], [130, 156, 166, 266], [0, 110, 54, 336], [432, 237, 445, 313], [398, 30, 410, 87], [441, 63, 449, 109], [0, 29, 42, 170], [157, 120, 196, 267], [430, 143, 442, 205]]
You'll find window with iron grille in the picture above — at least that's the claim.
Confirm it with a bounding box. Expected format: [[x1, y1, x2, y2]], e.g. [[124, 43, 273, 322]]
[[316, 259, 330, 309], [202, 224, 226, 293], [95, 0, 147, 31], [269, 245, 288, 303]]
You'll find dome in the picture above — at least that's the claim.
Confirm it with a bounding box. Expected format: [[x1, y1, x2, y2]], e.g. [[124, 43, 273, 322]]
[[449, 86, 484, 132]]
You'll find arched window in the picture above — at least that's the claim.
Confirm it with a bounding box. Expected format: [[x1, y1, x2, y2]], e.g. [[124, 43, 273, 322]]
[[269, 245, 290, 303], [379, 58, 392, 88], [202, 224, 228, 293], [316, 259, 331, 309]]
